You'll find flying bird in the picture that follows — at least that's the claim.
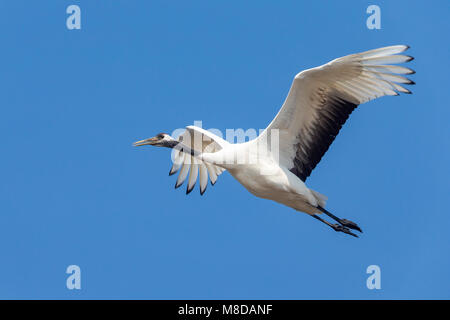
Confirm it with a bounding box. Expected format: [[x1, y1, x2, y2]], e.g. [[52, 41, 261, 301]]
[[134, 45, 414, 237]]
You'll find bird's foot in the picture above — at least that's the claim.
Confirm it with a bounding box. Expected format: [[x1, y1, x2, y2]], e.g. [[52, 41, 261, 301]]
[[331, 224, 358, 237], [340, 219, 363, 233]]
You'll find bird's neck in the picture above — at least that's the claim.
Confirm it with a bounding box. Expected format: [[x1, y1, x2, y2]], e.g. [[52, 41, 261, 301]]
[[163, 140, 201, 157], [163, 140, 180, 149]]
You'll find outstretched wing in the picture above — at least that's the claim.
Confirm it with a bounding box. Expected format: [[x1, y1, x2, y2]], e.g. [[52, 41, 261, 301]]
[[260, 45, 415, 182], [169, 126, 228, 195]]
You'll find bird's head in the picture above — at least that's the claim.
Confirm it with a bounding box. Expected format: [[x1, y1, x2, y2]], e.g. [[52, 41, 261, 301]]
[[133, 133, 177, 148]]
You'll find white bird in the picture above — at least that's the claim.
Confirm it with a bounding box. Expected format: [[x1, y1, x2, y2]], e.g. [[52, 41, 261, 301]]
[[134, 45, 414, 237]]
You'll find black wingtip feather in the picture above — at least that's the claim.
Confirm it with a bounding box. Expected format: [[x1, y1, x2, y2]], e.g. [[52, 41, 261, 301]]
[[186, 185, 195, 195]]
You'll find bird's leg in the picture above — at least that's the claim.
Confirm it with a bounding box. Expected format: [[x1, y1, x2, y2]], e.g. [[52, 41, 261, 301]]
[[317, 206, 362, 233], [311, 215, 358, 238]]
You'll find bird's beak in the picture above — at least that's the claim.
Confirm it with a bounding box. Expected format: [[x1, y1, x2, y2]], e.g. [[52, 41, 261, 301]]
[[133, 137, 159, 147]]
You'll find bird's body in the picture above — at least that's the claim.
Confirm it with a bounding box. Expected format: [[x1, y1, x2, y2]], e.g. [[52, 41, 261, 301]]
[[231, 165, 320, 214], [202, 139, 321, 214], [134, 45, 415, 237]]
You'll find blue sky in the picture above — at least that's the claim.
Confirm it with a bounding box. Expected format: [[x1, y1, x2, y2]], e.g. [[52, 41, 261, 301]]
[[1, 1, 449, 299]]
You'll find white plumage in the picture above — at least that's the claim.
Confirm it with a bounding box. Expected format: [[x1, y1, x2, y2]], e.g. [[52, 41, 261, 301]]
[[135, 45, 414, 237]]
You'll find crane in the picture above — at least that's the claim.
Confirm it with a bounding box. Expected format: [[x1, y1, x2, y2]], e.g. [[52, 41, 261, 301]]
[[134, 45, 414, 237]]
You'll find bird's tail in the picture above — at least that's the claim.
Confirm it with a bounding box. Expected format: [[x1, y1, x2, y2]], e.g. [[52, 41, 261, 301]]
[[311, 189, 328, 208]]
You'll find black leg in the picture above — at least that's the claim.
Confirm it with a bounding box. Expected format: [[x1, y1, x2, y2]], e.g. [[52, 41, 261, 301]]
[[311, 215, 358, 238], [317, 206, 362, 233]]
